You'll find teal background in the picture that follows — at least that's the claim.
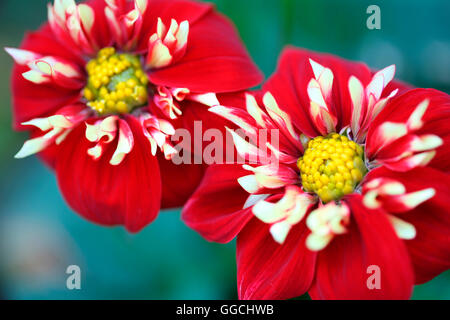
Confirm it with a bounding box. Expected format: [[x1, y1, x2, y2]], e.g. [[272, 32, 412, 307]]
[[0, 0, 449, 299]]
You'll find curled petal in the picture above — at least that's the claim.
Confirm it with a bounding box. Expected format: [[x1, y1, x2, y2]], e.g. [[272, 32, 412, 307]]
[[363, 173, 436, 213], [252, 185, 316, 244], [305, 201, 350, 252], [9, 25, 84, 129], [309, 194, 414, 300], [23, 56, 84, 89], [263, 48, 373, 137], [15, 104, 88, 159], [110, 119, 134, 165], [48, 0, 99, 54], [241, 164, 299, 192], [309, 59, 334, 101], [362, 166, 450, 284], [262, 92, 302, 150], [105, 0, 148, 49], [153, 85, 187, 119], [56, 116, 162, 233], [308, 78, 337, 135], [372, 133, 443, 172], [146, 18, 189, 69], [367, 96, 445, 172], [85, 116, 119, 161], [148, 8, 263, 93], [367, 89, 450, 172], [138, 111, 177, 160]]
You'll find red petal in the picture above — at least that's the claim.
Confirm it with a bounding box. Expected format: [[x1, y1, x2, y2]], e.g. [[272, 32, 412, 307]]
[[365, 166, 450, 284], [367, 88, 450, 171], [12, 64, 82, 130], [19, 128, 59, 169], [263, 47, 372, 137], [11, 25, 85, 130], [162, 92, 243, 163], [136, 0, 213, 51], [16, 24, 85, 64], [382, 78, 412, 98], [55, 116, 161, 233], [182, 164, 252, 243], [158, 152, 206, 209], [85, 0, 113, 49], [309, 194, 414, 300], [236, 217, 317, 300], [179, 95, 235, 136], [148, 8, 263, 92], [38, 146, 59, 170]]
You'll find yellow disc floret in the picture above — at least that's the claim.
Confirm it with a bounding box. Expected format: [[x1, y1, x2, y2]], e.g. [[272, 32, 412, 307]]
[[297, 133, 367, 203], [83, 47, 149, 115]]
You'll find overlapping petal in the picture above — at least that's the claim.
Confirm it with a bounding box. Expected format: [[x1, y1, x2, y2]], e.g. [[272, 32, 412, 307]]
[[309, 195, 414, 300], [9, 25, 85, 129], [55, 116, 161, 233], [364, 166, 450, 284], [237, 217, 316, 300], [366, 88, 450, 172], [183, 46, 449, 301], [158, 152, 206, 209], [263, 47, 373, 137], [8, 0, 264, 233], [182, 164, 253, 243], [148, 6, 263, 93]]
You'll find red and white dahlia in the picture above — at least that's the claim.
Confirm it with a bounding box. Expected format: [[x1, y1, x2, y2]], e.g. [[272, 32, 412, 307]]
[[182, 48, 450, 299], [7, 0, 262, 232]]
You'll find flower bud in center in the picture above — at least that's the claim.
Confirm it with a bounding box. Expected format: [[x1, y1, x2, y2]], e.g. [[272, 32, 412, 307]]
[[83, 47, 149, 115], [298, 133, 367, 202]]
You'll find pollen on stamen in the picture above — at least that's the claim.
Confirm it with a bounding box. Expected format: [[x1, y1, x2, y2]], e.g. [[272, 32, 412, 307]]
[[297, 133, 367, 203], [83, 47, 149, 115]]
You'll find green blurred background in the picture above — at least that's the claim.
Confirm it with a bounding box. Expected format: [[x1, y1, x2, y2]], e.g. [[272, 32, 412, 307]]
[[0, 0, 449, 299]]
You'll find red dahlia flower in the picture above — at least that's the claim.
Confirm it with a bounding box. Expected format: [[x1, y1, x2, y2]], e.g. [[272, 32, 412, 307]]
[[182, 48, 450, 299], [6, 0, 262, 232]]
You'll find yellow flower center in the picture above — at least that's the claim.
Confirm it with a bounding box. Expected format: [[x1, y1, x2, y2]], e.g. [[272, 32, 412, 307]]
[[83, 47, 149, 115], [297, 133, 367, 203]]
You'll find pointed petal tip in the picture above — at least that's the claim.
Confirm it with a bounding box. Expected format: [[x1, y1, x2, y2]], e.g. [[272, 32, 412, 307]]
[[14, 150, 26, 159], [15, 144, 34, 159]]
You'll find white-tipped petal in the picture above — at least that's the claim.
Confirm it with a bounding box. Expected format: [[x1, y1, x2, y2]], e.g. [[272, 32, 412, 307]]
[[5, 48, 40, 65], [110, 120, 134, 166], [387, 214, 416, 240]]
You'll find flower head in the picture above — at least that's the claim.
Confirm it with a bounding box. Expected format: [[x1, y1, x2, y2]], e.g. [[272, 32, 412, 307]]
[[7, 0, 263, 232], [182, 48, 450, 299]]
